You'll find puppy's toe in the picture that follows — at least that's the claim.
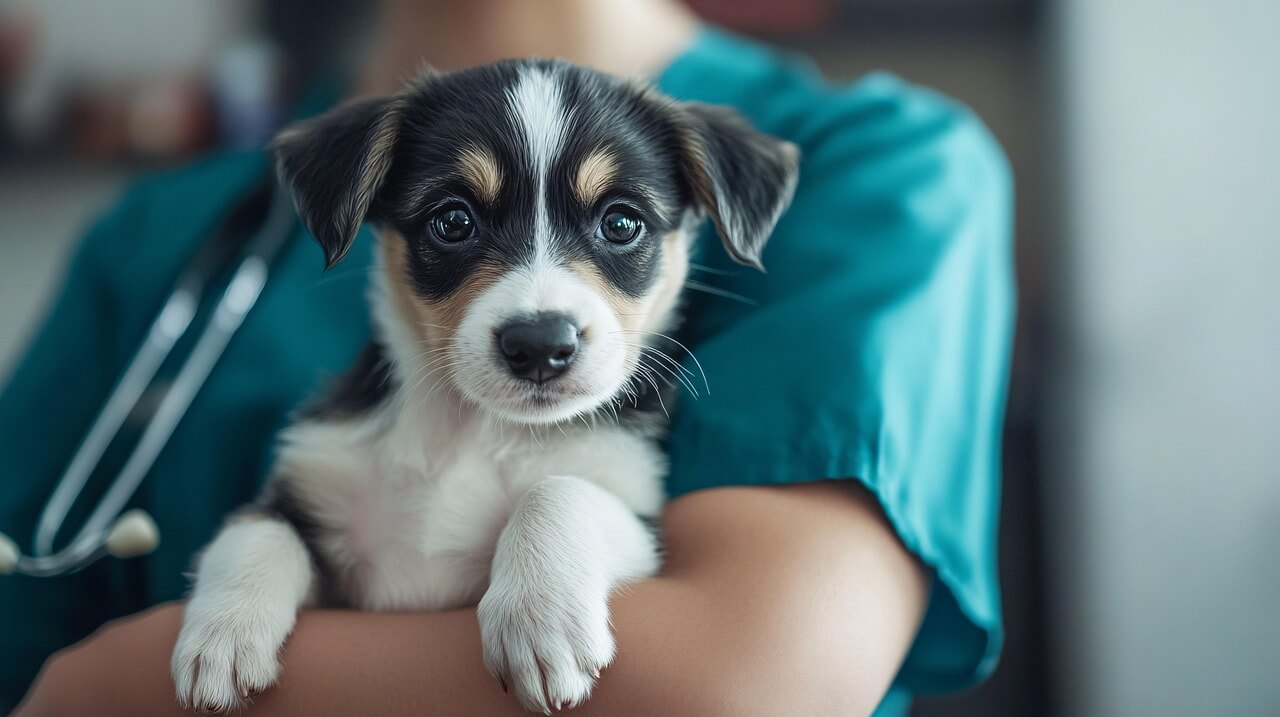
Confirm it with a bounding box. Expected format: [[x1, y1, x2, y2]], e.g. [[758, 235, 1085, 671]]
[[506, 638, 553, 714], [479, 582, 616, 713], [538, 642, 597, 711], [172, 608, 286, 712]]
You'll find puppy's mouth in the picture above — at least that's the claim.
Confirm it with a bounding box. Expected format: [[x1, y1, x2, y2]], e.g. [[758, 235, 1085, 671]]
[[469, 371, 616, 425], [514, 380, 592, 408]]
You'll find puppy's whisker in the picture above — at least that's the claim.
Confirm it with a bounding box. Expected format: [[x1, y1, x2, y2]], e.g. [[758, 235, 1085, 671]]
[[404, 367, 448, 408], [412, 345, 456, 362], [414, 337, 455, 348], [637, 355, 682, 392], [421, 366, 461, 407], [688, 262, 739, 276], [642, 355, 698, 399], [406, 357, 447, 388], [639, 345, 696, 379], [619, 339, 698, 390], [526, 424, 546, 451], [612, 330, 710, 395], [620, 380, 640, 409], [617, 340, 697, 398], [633, 362, 671, 419], [402, 354, 462, 407], [417, 355, 458, 394], [683, 279, 757, 306], [409, 351, 456, 380], [645, 354, 699, 394]]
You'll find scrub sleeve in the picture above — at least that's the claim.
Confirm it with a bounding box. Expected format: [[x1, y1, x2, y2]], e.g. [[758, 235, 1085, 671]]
[[655, 28, 1015, 706]]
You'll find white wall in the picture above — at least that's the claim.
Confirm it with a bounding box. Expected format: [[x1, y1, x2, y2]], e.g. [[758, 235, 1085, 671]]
[[1, 0, 252, 376], [9, 0, 250, 139], [14, 0, 247, 79], [1051, 1, 1280, 715]]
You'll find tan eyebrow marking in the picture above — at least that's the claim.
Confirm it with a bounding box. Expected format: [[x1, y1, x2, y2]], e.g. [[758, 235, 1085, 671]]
[[574, 148, 618, 206], [457, 145, 502, 203]]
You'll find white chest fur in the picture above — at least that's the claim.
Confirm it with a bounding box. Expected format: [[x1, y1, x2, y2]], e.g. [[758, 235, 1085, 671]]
[[273, 393, 666, 612]]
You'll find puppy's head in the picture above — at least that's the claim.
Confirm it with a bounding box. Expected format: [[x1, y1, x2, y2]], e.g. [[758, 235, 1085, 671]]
[[275, 60, 798, 425]]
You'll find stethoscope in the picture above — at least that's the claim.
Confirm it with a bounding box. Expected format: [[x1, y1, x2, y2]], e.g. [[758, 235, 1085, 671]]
[[0, 176, 298, 577]]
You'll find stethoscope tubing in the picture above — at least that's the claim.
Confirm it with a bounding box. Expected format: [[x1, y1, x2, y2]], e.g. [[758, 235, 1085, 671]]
[[10, 181, 297, 577], [33, 287, 198, 558]]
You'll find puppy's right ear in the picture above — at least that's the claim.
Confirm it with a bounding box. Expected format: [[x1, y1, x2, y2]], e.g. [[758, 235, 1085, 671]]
[[273, 96, 404, 269], [675, 103, 800, 272]]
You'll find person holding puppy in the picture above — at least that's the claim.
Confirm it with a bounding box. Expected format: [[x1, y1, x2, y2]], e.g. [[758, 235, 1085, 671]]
[[4, 0, 1012, 714]]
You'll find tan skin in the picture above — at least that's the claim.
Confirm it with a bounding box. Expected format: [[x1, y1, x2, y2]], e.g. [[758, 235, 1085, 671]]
[[19, 2, 931, 714], [21, 484, 928, 716]]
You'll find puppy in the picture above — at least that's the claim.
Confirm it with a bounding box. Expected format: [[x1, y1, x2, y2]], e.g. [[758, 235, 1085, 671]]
[[172, 59, 798, 713]]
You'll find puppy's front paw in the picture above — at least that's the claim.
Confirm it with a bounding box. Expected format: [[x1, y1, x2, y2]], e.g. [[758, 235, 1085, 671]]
[[478, 576, 615, 713], [171, 596, 293, 712]]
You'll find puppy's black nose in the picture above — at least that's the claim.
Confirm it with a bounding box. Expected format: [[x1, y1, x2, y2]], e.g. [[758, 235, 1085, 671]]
[[498, 314, 579, 384]]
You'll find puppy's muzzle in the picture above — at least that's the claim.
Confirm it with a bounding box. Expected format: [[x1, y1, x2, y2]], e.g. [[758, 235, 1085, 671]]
[[497, 313, 580, 384]]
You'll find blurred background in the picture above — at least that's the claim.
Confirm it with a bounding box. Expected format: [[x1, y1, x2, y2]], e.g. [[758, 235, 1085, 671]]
[[1, 0, 1277, 715]]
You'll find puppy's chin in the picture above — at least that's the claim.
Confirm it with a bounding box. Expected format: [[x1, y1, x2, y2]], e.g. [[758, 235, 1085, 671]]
[[460, 381, 619, 425], [484, 389, 609, 426]]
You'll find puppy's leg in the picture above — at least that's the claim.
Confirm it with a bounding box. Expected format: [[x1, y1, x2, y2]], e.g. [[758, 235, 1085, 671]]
[[171, 513, 314, 712], [478, 476, 659, 713]]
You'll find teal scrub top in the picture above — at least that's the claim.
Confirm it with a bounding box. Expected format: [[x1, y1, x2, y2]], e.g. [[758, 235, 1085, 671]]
[[0, 27, 1013, 714]]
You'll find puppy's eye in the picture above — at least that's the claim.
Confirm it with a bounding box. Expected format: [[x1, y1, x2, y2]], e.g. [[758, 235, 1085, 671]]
[[597, 209, 644, 245], [430, 206, 475, 242]]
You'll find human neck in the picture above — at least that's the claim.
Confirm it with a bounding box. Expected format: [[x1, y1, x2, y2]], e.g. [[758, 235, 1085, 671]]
[[359, 0, 698, 95]]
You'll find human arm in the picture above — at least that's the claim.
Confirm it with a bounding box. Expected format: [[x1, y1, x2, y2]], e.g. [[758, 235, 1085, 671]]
[[19, 481, 928, 717]]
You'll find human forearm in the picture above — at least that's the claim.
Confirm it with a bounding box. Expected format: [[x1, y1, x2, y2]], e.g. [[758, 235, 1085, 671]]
[[22, 580, 762, 716], [246, 579, 733, 716], [21, 483, 928, 717]]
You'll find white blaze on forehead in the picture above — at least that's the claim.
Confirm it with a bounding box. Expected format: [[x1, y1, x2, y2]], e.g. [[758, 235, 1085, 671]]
[[507, 66, 571, 264], [507, 66, 569, 172]]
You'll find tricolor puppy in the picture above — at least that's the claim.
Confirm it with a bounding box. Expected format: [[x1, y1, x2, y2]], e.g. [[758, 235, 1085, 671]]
[[172, 59, 798, 713]]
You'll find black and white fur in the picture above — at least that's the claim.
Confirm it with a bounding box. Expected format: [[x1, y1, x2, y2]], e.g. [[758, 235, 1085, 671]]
[[172, 60, 798, 713]]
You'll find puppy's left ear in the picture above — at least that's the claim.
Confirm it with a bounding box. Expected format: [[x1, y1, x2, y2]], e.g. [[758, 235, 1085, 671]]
[[676, 103, 800, 271], [273, 96, 405, 269]]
